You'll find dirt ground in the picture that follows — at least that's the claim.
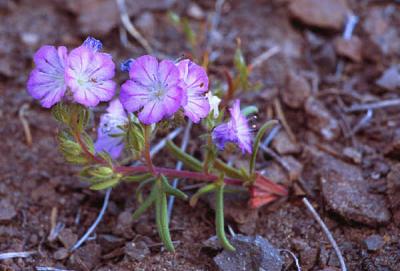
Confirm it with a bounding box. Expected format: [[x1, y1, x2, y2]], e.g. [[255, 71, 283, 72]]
[[1, 0, 400, 270]]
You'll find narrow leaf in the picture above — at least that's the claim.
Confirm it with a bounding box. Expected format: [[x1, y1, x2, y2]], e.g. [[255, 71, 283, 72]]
[[215, 184, 235, 251]]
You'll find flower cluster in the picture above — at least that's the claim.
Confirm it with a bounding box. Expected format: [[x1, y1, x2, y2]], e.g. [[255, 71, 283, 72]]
[[27, 37, 252, 156], [27, 37, 116, 108]]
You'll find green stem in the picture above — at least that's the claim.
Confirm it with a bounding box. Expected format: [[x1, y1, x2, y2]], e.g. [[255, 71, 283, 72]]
[[216, 183, 235, 251], [166, 140, 203, 171], [143, 125, 155, 174]]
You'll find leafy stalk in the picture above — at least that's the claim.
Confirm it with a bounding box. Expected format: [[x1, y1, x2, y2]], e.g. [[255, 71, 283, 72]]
[[156, 178, 175, 252]]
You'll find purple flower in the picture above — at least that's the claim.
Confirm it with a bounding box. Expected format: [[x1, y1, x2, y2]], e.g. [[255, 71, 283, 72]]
[[27, 45, 68, 108], [94, 99, 127, 159], [65, 37, 116, 107], [212, 100, 252, 153], [176, 59, 210, 123], [120, 55, 183, 125]]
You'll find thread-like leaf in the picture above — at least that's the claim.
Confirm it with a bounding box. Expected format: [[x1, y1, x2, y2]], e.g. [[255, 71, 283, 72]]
[[161, 175, 188, 200], [166, 140, 203, 171], [132, 186, 157, 220], [215, 184, 235, 251]]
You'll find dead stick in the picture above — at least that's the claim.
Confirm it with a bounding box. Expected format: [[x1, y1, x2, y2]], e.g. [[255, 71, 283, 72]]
[[302, 197, 347, 271]]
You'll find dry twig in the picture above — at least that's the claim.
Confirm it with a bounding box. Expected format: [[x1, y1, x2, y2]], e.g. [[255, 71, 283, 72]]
[[250, 46, 280, 69], [302, 197, 347, 271], [115, 0, 152, 54], [19, 103, 32, 146], [0, 251, 36, 260]]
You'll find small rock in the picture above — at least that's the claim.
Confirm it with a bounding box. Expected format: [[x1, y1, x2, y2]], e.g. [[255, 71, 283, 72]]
[[187, 2, 205, 20], [98, 234, 125, 253], [282, 156, 304, 182], [214, 235, 283, 271], [343, 147, 362, 164], [305, 97, 340, 141], [364, 234, 385, 251], [68, 243, 101, 270], [292, 238, 318, 270], [124, 241, 150, 261], [387, 164, 400, 225], [135, 12, 156, 37], [334, 36, 363, 62], [288, 0, 349, 30], [20, 32, 39, 47], [376, 65, 400, 91], [114, 210, 134, 237], [263, 162, 289, 184], [0, 199, 17, 222], [53, 248, 69, 260], [271, 131, 301, 155], [311, 149, 391, 226], [281, 70, 311, 109], [58, 228, 78, 249]]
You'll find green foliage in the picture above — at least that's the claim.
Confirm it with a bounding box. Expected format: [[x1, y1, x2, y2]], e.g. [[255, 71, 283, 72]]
[[249, 120, 279, 176], [125, 117, 145, 154], [52, 103, 90, 132], [131, 175, 187, 252], [215, 182, 235, 251], [233, 41, 250, 91], [190, 183, 217, 207], [58, 130, 89, 165], [241, 105, 258, 117], [80, 165, 122, 190], [166, 140, 203, 171]]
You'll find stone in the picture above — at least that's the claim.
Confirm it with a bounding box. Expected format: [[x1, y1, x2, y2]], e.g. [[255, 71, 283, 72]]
[[214, 235, 283, 271], [272, 130, 301, 155], [0, 199, 17, 222], [334, 36, 363, 62], [342, 147, 362, 164], [312, 149, 391, 226], [124, 241, 150, 261], [68, 243, 101, 270], [58, 228, 78, 249], [187, 2, 205, 20], [376, 65, 400, 91], [282, 156, 304, 181], [53, 248, 69, 260], [292, 238, 318, 270], [364, 234, 384, 251], [98, 234, 125, 253], [281, 70, 311, 109], [114, 210, 134, 238], [288, 0, 349, 30], [305, 97, 340, 141]]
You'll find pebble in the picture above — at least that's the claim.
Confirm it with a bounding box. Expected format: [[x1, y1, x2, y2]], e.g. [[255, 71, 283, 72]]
[[0, 199, 17, 222], [375, 65, 400, 91], [289, 0, 349, 30], [58, 228, 78, 249], [53, 248, 69, 260], [124, 241, 150, 261], [98, 234, 125, 253], [305, 97, 340, 141], [271, 130, 301, 155], [281, 70, 311, 109], [214, 235, 283, 271], [312, 149, 391, 226], [187, 2, 205, 20], [343, 147, 362, 164], [364, 234, 385, 251], [334, 36, 363, 62], [68, 243, 101, 270]]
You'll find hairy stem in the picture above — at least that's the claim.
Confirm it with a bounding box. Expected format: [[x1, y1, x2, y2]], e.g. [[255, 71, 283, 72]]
[[143, 125, 155, 174], [115, 165, 243, 185]]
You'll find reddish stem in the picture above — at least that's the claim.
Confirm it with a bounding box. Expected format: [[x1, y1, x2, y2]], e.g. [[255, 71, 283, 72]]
[[115, 165, 243, 186]]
